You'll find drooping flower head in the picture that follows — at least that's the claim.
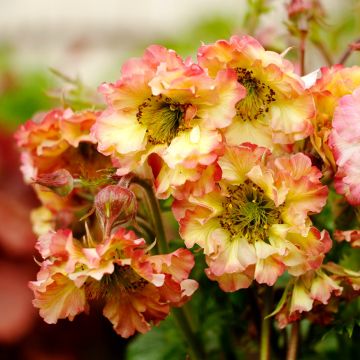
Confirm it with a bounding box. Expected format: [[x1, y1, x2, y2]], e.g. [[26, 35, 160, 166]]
[[309, 65, 360, 170], [92, 45, 245, 198], [274, 262, 360, 328], [274, 268, 342, 328], [175, 144, 330, 291], [197, 35, 315, 148], [30, 228, 198, 338], [328, 87, 360, 205]]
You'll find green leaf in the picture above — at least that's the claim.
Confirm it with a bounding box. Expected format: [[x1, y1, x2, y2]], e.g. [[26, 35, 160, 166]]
[[126, 316, 186, 360], [265, 284, 290, 319]]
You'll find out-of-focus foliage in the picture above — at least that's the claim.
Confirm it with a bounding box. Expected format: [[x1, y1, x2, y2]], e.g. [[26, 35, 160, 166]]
[[0, 47, 56, 129]]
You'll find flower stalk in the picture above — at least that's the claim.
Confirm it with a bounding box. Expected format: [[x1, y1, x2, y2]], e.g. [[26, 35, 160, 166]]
[[133, 177, 168, 254], [260, 286, 273, 360], [287, 321, 300, 360], [134, 176, 205, 359]]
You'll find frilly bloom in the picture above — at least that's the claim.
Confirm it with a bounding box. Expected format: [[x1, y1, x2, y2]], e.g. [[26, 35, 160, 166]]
[[16, 108, 113, 234], [197, 35, 314, 149], [15, 108, 108, 183], [29, 228, 198, 338], [309, 65, 360, 170], [328, 87, 360, 205], [92, 44, 244, 198], [274, 269, 342, 329], [175, 144, 330, 292]]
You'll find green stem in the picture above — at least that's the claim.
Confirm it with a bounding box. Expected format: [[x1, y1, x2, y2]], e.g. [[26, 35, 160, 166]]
[[133, 178, 168, 254], [286, 322, 299, 360], [260, 287, 272, 360], [133, 177, 205, 359], [172, 308, 205, 360]]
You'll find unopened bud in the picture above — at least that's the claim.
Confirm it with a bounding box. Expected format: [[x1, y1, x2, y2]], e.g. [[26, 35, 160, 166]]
[[35, 169, 74, 196], [287, 0, 324, 21], [95, 185, 137, 234]]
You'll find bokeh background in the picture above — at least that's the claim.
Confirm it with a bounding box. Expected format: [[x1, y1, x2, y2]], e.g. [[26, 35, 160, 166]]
[[0, 0, 359, 359]]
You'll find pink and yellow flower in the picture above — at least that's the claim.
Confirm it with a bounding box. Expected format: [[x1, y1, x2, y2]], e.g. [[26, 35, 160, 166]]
[[328, 87, 360, 205], [309, 65, 360, 170], [274, 269, 342, 328], [30, 228, 198, 338], [16, 108, 114, 234], [197, 35, 314, 149], [92, 45, 244, 198], [15, 108, 107, 182], [175, 144, 330, 291]]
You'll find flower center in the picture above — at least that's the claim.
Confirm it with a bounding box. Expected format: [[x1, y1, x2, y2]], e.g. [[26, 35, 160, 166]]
[[136, 95, 189, 145], [85, 264, 148, 299], [235, 68, 276, 122], [219, 181, 282, 242]]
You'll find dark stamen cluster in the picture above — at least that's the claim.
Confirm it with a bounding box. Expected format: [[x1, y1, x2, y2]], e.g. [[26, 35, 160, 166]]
[[85, 264, 149, 299], [136, 95, 190, 145], [235, 68, 276, 122]]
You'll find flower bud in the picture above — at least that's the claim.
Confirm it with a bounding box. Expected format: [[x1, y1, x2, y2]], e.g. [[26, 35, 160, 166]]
[[287, 0, 324, 22], [35, 169, 74, 197], [95, 185, 137, 234]]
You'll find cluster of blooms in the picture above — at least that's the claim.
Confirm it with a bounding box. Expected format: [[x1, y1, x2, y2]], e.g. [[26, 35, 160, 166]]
[[16, 35, 360, 335]]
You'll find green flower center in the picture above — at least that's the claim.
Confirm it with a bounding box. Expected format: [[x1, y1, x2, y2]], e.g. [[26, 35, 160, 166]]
[[235, 68, 276, 122], [137, 95, 189, 145], [219, 181, 282, 242]]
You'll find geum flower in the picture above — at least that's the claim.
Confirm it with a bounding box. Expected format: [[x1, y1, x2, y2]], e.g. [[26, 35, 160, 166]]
[[174, 144, 330, 292], [92, 44, 244, 198], [197, 35, 314, 149], [309, 65, 360, 170], [29, 228, 198, 338], [15, 108, 113, 233], [15, 108, 107, 183], [273, 268, 343, 329], [329, 87, 360, 205]]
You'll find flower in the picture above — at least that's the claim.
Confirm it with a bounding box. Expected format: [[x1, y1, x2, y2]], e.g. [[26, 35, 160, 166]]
[[328, 87, 360, 205], [274, 269, 342, 328], [309, 65, 360, 170], [92, 44, 244, 198], [16, 108, 114, 235], [197, 35, 314, 149], [15, 108, 108, 183], [175, 144, 330, 291], [30, 228, 198, 338]]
